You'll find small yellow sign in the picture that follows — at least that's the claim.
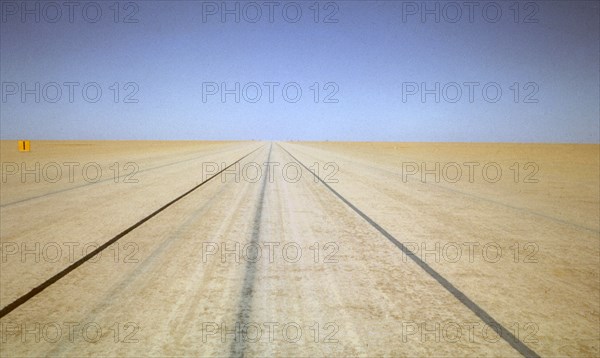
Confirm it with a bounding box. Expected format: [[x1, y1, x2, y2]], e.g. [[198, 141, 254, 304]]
[[18, 140, 30, 152]]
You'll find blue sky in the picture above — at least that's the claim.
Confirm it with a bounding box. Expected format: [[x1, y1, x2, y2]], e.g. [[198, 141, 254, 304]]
[[1, 0, 598, 142]]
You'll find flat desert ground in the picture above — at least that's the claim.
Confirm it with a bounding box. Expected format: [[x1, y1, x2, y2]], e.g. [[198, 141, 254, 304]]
[[0, 140, 598, 357]]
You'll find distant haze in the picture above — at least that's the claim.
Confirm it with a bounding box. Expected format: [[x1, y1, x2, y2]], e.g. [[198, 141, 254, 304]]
[[1, 1, 598, 143]]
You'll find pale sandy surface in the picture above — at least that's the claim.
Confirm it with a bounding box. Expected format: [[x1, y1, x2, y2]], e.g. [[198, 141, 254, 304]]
[[0, 141, 598, 357]]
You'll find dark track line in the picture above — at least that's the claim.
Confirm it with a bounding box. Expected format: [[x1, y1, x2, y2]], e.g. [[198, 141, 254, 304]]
[[230, 143, 272, 357], [278, 143, 541, 358], [0, 145, 264, 319]]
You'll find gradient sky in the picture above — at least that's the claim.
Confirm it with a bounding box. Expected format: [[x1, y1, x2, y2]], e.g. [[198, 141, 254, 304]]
[[1, 0, 598, 142]]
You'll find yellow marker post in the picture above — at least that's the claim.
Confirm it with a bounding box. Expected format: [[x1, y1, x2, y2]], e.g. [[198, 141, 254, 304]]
[[18, 140, 30, 152]]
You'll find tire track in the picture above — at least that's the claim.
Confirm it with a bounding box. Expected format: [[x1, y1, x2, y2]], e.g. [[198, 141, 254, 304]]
[[41, 147, 269, 357], [230, 143, 272, 357], [278, 143, 541, 358], [0, 145, 264, 319]]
